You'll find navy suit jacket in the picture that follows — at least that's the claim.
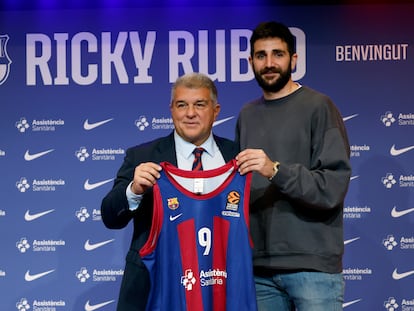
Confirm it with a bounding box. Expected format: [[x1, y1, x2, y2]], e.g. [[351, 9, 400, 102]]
[[101, 132, 239, 311]]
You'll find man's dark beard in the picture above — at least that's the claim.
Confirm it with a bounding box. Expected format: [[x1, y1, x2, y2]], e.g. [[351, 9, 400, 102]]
[[253, 66, 291, 93]]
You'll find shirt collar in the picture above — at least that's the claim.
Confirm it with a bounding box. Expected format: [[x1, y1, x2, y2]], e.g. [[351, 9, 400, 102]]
[[174, 130, 215, 160]]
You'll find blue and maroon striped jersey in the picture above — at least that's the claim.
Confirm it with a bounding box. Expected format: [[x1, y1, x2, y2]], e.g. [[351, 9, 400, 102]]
[[140, 160, 257, 311]]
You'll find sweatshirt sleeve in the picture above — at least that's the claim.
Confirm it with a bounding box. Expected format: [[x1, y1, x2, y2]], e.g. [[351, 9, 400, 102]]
[[273, 100, 352, 210]]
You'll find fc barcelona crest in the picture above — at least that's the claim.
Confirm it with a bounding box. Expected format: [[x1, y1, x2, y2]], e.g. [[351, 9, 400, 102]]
[[167, 197, 179, 210], [0, 35, 12, 85]]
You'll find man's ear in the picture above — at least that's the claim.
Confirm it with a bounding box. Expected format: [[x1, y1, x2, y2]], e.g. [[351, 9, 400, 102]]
[[291, 53, 298, 71]]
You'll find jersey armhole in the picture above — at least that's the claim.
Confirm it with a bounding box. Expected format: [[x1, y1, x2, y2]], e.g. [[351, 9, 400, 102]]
[[243, 172, 254, 248], [139, 184, 163, 257]]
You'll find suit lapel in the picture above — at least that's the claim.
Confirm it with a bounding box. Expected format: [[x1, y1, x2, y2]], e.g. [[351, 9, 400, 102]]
[[154, 132, 177, 166], [214, 135, 238, 162]]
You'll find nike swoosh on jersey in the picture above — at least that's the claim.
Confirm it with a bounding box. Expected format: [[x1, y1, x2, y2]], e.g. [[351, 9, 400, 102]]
[[344, 237, 360, 245], [24, 149, 54, 161], [350, 175, 359, 181], [213, 116, 234, 127], [84, 178, 114, 190], [392, 268, 414, 280], [85, 300, 115, 311], [83, 118, 113, 130], [84, 239, 115, 251], [169, 213, 183, 221], [25, 269, 55, 282], [342, 114, 359, 122], [390, 144, 414, 156], [391, 206, 414, 218], [343, 299, 362, 308], [24, 209, 55, 221]]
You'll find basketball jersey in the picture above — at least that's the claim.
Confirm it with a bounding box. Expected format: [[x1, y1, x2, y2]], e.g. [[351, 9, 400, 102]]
[[139, 159, 257, 311]]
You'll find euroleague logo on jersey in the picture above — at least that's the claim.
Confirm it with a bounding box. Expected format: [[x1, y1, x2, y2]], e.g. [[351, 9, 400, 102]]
[[223, 190, 241, 218], [227, 191, 240, 204]]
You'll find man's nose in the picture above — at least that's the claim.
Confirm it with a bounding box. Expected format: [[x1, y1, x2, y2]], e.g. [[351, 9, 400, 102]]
[[265, 55, 274, 67], [186, 104, 197, 116]]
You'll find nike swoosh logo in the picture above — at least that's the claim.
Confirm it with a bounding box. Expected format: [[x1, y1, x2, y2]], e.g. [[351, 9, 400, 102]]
[[85, 300, 115, 311], [84, 178, 114, 190], [390, 144, 414, 156], [169, 213, 183, 221], [344, 237, 360, 245], [213, 116, 234, 127], [350, 175, 359, 181], [83, 118, 113, 130], [343, 114, 358, 122], [24, 209, 55, 221], [392, 268, 414, 280], [84, 239, 115, 251], [24, 149, 54, 161], [343, 299, 362, 308], [391, 206, 414, 218], [25, 269, 55, 281]]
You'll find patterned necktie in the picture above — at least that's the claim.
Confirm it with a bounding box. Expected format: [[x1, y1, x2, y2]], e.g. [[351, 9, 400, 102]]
[[192, 147, 204, 171]]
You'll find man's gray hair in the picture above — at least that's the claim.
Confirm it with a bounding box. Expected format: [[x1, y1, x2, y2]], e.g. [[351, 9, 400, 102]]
[[171, 72, 218, 104]]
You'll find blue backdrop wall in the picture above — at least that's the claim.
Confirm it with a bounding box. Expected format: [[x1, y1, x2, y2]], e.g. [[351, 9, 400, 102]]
[[1, 2, 413, 310]]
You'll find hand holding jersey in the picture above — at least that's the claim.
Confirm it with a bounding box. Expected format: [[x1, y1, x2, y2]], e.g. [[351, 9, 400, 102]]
[[130, 162, 162, 195]]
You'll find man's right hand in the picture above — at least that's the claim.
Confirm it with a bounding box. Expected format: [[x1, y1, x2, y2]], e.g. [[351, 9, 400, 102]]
[[131, 162, 162, 195]]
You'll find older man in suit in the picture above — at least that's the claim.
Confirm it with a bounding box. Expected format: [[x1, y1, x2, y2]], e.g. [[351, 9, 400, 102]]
[[101, 72, 239, 311]]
